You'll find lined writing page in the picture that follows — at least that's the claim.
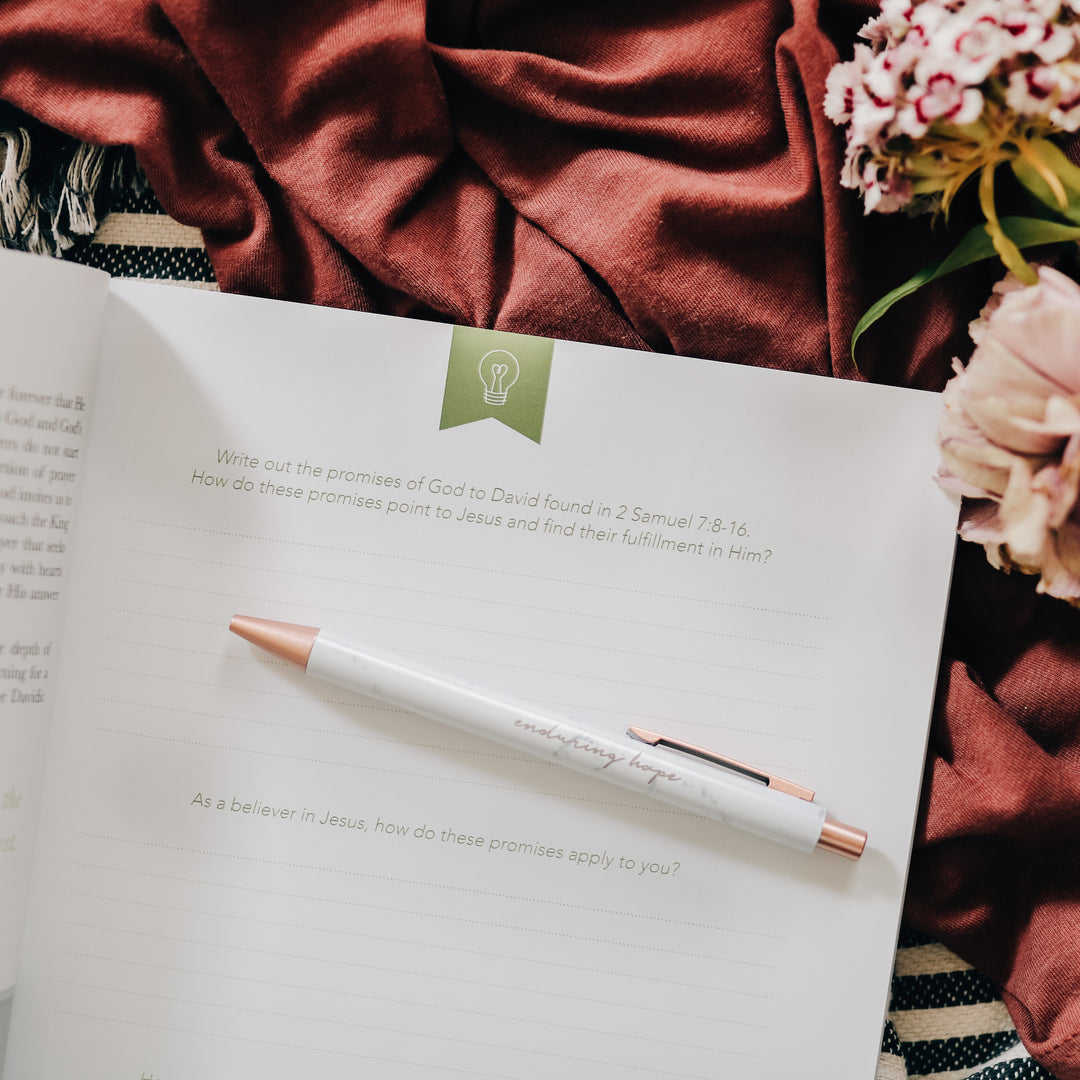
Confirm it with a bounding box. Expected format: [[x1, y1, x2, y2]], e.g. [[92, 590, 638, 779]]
[[6, 279, 957, 1078]]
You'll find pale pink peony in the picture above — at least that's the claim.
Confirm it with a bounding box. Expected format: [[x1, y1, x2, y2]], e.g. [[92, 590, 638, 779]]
[[938, 266, 1080, 601]]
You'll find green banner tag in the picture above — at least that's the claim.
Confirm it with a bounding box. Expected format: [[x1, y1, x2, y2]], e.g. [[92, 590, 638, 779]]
[[439, 326, 554, 444]]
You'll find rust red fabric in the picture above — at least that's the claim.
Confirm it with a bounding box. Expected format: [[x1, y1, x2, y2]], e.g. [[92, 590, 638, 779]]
[[1, 0, 1078, 1073]]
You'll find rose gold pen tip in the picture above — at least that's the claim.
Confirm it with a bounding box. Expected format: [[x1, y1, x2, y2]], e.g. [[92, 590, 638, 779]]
[[817, 819, 867, 860], [229, 614, 320, 669]]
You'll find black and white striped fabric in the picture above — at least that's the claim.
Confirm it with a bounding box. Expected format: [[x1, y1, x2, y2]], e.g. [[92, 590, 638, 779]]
[[0, 108, 1056, 1079], [76, 183, 216, 287], [879, 929, 1053, 1080]]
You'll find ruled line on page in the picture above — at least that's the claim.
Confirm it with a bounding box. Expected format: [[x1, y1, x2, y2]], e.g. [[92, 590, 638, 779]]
[[63, 950, 767, 1024], [59, 975, 763, 1053], [56, 913, 771, 1071], [68, 864, 780, 971], [74, 831, 785, 939], [110, 570, 826, 654], [50, 1006, 763, 1076], [100, 659, 815, 715], [63, 905, 769, 1004], [103, 628, 823, 683], [119, 517, 830, 622]]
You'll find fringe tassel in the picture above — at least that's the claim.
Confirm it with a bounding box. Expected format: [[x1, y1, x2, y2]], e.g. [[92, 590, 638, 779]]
[[0, 128, 34, 246], [50, 142, 107, 253], [0, 103, 143, 257]]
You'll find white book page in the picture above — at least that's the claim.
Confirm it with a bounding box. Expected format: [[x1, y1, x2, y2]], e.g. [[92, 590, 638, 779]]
[[0, 251, 107, 1000], [7, 279, 957, 1079]]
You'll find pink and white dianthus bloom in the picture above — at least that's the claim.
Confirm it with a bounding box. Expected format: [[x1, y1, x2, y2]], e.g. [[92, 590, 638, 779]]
[[937, 266, 1080, 603], [824, 0, 1080, 216]]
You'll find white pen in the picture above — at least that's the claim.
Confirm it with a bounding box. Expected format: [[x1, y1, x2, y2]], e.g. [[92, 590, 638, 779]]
[[229, 615, 867, 859]]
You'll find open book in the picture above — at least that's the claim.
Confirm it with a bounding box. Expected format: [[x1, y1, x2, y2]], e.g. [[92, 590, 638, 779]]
[[0, 248, 957, 1078]]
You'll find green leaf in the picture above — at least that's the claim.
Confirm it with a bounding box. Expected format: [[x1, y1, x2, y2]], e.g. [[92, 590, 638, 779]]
[[851, 215, 1080, 359]]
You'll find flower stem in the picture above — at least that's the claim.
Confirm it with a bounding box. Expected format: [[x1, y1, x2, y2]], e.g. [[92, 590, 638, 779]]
[[1015, 136, 1068, 210], [979, 162, 1038, 285]]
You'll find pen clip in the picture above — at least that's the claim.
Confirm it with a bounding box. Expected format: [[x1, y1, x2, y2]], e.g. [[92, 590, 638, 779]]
[[627, 726, 816, 801]]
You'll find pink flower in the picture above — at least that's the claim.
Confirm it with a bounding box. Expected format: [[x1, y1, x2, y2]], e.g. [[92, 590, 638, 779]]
[[1006, 62, 1080, 129], [898, 72, 984, 134], [937, 267, 1080, 602], [935, 9, 1008, 86], [860, 159, 913, 211], [824, 0, 1080, 215]]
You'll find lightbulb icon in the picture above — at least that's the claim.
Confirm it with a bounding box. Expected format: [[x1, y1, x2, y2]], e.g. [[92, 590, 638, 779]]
[[478, 349, 520, 406]]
